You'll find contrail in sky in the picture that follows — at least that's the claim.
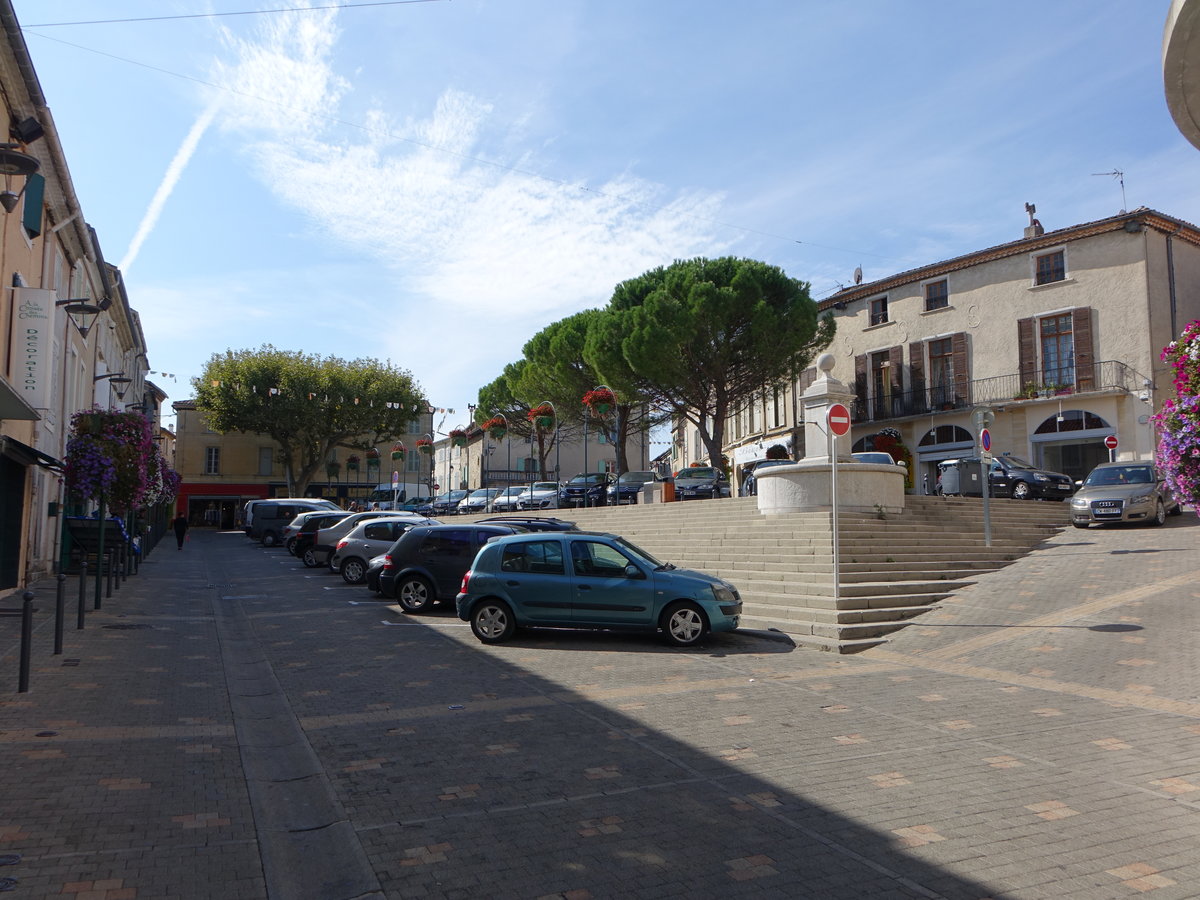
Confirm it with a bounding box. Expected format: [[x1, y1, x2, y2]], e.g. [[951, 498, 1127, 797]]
[[119, 99, 220, 273]]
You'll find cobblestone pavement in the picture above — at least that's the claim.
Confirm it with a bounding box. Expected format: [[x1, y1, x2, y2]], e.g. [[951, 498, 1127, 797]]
[[1, 512, 1198, 899]]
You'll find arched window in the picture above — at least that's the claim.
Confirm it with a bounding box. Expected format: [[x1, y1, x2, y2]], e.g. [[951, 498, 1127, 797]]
[[1033, 410, 1110, 434], [918, 425, 973, 447]]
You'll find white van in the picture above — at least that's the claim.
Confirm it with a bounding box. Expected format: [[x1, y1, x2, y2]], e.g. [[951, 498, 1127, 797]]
[[244, 498, 340, 545]]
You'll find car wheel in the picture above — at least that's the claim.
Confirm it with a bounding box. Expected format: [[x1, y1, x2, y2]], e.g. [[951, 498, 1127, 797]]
[[341, 557, 367, 584], [301, 547, 321, 568], [1169, 502, 1183, 516], [261, 531, 279, 547], [1010, 481, 1030, 500], [660, 601, 709, 647], [1072, 522, 1089, 529], [1150, 499, 1166, 526], [397, 576, 435, 613], [286, 537, 298, 555], [470, 599, 516, 643]]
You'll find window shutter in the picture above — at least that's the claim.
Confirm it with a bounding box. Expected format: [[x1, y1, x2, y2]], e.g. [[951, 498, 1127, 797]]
[[909, 340, 926, 410], [951, 332, 970, 406], [854, 354, 867, 417], [888, 345, 904, 395], [1072, 307, 1095, 391], [22, 173, 44, 236], [1017, 317, 1037, 391]]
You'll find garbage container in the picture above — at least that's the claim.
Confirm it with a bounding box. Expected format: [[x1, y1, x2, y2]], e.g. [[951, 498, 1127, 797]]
[[936, 460, 961, 496], [662, 478, 676, 502]]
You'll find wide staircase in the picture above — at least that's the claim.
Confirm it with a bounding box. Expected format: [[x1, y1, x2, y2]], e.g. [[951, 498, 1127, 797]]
[[465, 495, 1069, 653]]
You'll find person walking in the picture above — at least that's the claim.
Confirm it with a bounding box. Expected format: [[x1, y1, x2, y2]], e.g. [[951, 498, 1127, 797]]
[[173, 513, 189, 549]]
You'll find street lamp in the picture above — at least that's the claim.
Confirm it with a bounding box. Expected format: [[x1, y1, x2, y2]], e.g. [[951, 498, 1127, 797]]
[[56, 298, 101, 338], [94, 371, 132, 401]]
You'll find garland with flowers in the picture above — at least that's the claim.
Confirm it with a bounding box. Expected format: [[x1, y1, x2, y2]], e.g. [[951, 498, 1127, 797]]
[[1153, 320, 1200, 507], [64, 409, 179, 513]]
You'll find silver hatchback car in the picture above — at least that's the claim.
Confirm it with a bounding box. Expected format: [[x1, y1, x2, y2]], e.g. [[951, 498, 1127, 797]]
[[1070, 460, 1182, 528]]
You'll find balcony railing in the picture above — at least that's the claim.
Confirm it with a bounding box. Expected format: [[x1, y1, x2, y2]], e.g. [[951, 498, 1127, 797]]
[[852, 360, 1146, 425]]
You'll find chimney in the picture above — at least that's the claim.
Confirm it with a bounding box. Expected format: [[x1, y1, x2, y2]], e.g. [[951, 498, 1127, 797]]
[[1024, 202, 1044, 238]]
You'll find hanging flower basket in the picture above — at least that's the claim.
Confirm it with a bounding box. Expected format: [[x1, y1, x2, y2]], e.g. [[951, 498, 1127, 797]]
[[527, 404, 555, 430], [326, 461, 342, 478], [449, 429, 468, 448], [583, 388, 616, 416], [64, 408, 158, 514], [416, 437, 434, 455], [391, 442, 406, 462], [346, 455, 360, 472], [483, 415, 508, 440], [366, 447, 380, 460]]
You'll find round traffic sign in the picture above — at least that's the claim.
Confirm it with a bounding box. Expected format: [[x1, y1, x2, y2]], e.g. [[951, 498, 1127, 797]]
[[391, 470, 399, 486], [980, 428, 991, 453], [827, 403, 851, 436], [1104, 434, 1118, 450]]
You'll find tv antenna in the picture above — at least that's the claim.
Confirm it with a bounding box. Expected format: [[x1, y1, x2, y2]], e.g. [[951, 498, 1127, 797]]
[[1092, 169, 1126, 213]]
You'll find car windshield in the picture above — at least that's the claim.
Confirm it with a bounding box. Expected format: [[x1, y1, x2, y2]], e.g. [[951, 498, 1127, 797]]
[[756, 460, 793, 470], [1084, 466, 1154, 486], [568, 474, 608, 485], [999, 456, 1037, 470], [467, 489, 499, 499], [611, 535, 665, 569], [531, 482, 559, 492], [496, 487, 525, 498], [617, 471, 655, 485], [677, 467, 719, 479]]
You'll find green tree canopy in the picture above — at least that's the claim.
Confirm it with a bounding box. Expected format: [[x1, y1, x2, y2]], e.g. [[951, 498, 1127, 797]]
[[193, 346, 426, 495], [596, 256, 834, 466]]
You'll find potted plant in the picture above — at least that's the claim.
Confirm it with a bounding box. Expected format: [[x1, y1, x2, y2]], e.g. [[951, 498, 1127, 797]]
[[483, 415, 508, 440], [391, 442, 406, 462], [449, 429, 467, 448], [416, 437, 434, 455], [326, 461, 341, 478], [583, 387, 616, 415], [528, 404, 555, 430], [366, 447, 381, 470], [346, 454, 360, 472]]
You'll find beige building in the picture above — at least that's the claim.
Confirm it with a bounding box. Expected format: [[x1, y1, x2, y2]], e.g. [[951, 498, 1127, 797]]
[[0, 2, 152, 590], [677, 209, 1200, 493]]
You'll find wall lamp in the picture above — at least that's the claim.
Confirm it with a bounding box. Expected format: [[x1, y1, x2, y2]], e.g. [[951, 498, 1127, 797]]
[[94, 372, 132, 401], [56, 298, 101, 337]]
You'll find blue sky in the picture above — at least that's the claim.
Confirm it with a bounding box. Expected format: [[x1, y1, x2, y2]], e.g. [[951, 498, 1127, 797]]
[[13, 1, 1199, 434]]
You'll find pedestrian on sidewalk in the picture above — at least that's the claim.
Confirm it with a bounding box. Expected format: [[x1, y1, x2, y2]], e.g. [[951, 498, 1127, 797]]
[[173, 513, 189, 549]]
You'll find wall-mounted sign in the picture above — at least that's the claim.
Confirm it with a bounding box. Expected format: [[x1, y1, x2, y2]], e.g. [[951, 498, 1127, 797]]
[[10, 288, 55, 411]]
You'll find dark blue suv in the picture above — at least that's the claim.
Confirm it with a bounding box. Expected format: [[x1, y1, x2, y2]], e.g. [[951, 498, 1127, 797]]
[[558, 473, 613, 508]]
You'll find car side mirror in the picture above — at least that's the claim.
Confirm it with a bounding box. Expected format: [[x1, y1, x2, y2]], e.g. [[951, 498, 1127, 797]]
[[624, 564, 645, 580]]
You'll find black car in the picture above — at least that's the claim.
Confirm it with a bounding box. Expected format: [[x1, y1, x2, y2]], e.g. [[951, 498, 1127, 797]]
[[365, 553, 388, 594], [379, 523, 524, 612], [605, 470, 662, 505], [474, 516, 579, 532], [290, 512, 352, 564], [558, 473, 614, 508], [673, 466, 731, 500], [741, 459, 793, 496], [426, 490, 469, 517], [949, 455, 1074, 500]]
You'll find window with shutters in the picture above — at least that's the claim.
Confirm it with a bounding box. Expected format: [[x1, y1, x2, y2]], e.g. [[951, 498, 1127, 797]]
[[205, 447, 221, 475], [1040, 313, 1075, 386], [929, 338, 955, 407], [257, 447, 273, 476]]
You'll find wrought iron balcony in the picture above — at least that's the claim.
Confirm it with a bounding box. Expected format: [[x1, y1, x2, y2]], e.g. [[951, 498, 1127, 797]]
[[851, 360, 1146, 425]]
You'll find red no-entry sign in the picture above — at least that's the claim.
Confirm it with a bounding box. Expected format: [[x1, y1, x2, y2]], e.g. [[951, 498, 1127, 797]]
[[828, 403, 851, 436], [1104, 435, 1118, 450]]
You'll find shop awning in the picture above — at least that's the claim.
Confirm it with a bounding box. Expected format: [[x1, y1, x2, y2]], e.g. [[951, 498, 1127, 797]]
[[0, 378, 40, 422], [0, 435, 63, 472]]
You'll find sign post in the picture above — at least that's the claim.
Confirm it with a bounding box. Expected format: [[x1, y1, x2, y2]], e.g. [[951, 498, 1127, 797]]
[[1104, 434, 1118, 462], [391, 469, 399, 509], [827, 403, 851, 605]]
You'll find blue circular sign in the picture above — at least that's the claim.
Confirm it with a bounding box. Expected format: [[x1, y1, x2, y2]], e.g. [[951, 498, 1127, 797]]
[[980, 428, 991, 452]]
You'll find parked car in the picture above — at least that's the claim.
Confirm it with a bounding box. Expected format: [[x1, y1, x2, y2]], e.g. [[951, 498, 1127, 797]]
[[938, 456, 1073, 500], [741, 459, 794, 496], [426, 490, 469, 517], [245, 498, 340, 546], [852, 451, 904, 466], [455, 531, 743, 647], [378, 523, 525, 611], [364, 553, 389, 594], [516, 482, 562, 510], [399, 496, 432, 512], [457, 488, 502, 515], [475, 516, 578, 532], [558, 473, 614, 508], [489, 486, 528, 513], [605, 470, 662, 505], [311, 510, 430, 568], [1069, 460, 1182, 528], [331, 517, 436, 584], [673, 466, 730, 501], [283, 510, 350, 557]]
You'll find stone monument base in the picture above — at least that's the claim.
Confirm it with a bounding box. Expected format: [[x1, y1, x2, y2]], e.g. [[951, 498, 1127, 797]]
[[755, 461, 906, 515]]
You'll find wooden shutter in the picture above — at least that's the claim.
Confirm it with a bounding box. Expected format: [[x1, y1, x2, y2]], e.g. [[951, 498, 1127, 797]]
[[1017, 317, 1037, 392], [22, 173, 44, 237], [951, 332, 970, 406], [888, 345, 904, 394], [909, 340, 926, 410], [1072, 307, 1095, 391], [854, 354, 867, 422]]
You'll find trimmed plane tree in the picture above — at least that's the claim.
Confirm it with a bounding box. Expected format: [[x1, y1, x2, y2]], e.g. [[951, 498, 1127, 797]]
[[193, 345, 426, 496]]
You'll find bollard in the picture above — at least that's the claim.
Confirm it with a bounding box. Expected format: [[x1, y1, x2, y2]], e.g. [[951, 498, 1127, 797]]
[[77, 559, 87, 629], [54, 574, 66, 655], [18, 591, 34, 693], [105, 550, 113, 600], [114, 544, 123, 591]]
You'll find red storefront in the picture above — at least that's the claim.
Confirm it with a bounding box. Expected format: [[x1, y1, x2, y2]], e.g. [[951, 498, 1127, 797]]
[[176, 482, 272, 529]]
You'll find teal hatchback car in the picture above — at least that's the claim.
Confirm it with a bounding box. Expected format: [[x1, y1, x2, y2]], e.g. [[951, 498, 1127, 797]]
[[455, 531, 742, 647]]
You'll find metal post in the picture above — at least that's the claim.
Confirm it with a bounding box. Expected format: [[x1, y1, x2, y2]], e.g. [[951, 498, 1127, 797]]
[[105, 549, 113, 600], [18, 591, 34, 693], [77, 559, 87, 629], [829, 425, 840, 606], [982, 458, 993, 548], [54, 574, 66, 655]]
